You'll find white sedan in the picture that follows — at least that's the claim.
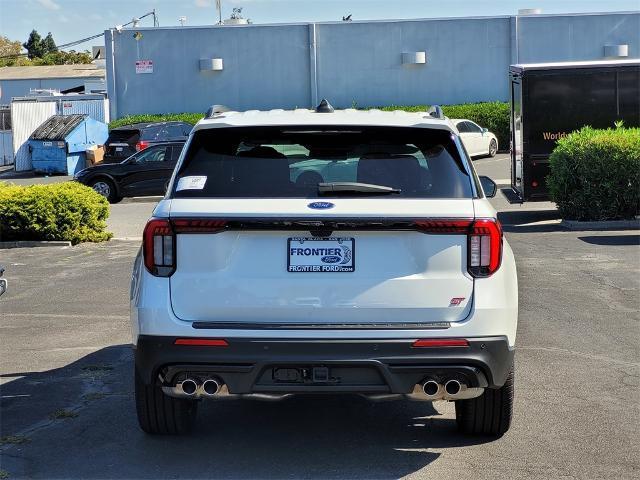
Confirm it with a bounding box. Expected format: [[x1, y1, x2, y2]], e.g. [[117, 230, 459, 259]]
[[452, 119, 498, 158]]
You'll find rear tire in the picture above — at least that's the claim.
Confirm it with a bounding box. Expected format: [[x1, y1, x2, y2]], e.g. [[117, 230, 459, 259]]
[[455, 366, 513, 437], [488, 139, 498, 157], [134, 369, 198, 435], [90, 178, 120, 203]]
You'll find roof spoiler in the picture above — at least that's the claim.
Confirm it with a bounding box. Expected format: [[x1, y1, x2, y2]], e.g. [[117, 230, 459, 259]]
[[205, 104, 231, 118], [426, 105, 445, 120]]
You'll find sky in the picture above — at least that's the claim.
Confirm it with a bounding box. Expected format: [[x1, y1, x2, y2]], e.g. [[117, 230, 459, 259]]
[[0, 0, 638, 48]]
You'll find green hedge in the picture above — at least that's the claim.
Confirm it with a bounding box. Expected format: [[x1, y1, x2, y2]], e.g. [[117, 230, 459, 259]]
[[109, 102, 510, 149], [109, 113, 204, 130], [0, 182, 112, 244], [379, 102, 510, 149], [547, 126, 640, 221]]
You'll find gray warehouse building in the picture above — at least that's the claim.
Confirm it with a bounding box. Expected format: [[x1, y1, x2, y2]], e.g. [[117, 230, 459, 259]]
[[0, 64, 105, 105], [105, 10, 639, 119]]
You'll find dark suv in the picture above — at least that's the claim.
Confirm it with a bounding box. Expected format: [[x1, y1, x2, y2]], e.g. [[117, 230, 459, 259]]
[[103, 121, 192, 164], [74, 142, 185, 203]]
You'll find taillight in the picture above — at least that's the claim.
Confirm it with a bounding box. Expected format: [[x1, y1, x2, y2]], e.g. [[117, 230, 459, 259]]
[[136, 140, 149, 151], [468, 219, 502, 277], [143, 218, 175, 277], [414, 218, 502, 277], [142, 218, 228, 277], [172, 219, 227, 233]]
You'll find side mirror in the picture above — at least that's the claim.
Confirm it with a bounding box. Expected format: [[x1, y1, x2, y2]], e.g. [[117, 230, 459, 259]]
[[482, 128, 488, 134], [479, 175, 497, 198]]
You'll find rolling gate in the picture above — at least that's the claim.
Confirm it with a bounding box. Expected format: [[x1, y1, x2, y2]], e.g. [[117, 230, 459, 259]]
[[29, 115, 108, 175]]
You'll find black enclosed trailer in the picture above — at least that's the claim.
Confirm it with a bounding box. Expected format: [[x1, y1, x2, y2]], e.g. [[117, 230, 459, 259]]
[[509, 59, 640, 202]]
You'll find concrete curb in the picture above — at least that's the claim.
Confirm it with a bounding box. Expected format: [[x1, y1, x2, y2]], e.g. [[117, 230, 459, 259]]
[[561, 219, 640, 231], [121, 196, 163, 204], [0, 241, 72, 249]]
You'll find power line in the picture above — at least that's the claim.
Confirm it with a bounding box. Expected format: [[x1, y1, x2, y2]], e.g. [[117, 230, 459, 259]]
[[0, 10, 158, 60]]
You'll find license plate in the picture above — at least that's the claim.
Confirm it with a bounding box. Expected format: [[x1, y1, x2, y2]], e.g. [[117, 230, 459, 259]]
[[115, 147, 123, 152], [287, 237, 355, 272]]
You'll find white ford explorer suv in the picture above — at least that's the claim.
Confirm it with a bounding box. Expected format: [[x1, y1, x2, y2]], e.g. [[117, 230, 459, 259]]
[[130, 102, 518, 437]]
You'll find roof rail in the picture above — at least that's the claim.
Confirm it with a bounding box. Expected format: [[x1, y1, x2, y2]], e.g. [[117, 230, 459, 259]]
[[426, 105, 445, 120], [205, 104, 231, 118]]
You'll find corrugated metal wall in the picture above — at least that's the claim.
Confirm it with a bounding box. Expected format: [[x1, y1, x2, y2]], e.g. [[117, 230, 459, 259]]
[[7, 96, 109, 170], [60, 99, 109, 124], [11, 102, 57, 171], [0, 131, 13, 166]]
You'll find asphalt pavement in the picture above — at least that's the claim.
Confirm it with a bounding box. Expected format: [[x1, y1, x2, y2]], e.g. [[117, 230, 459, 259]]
[[1, 152, 639, 479]]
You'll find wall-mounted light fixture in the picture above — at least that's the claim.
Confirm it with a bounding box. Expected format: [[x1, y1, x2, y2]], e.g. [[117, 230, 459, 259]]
[[518, 8, 542, 15], [200, 58, 224, 71], [402, 51, 426, 65], [603, 44, 629, 58]]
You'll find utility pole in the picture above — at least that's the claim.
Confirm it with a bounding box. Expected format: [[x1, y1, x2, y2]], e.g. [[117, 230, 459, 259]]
[[216, 0, 222, 24]]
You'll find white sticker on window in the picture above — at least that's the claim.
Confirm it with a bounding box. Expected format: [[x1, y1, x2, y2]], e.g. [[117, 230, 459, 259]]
[[176, 176, 207, 191]]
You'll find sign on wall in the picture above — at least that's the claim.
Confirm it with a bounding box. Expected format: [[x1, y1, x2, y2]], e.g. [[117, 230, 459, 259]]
[[135, 60, 153, 74]]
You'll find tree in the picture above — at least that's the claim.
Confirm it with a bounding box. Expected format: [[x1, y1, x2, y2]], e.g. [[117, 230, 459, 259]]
[[41, 32, 57, 55], [33, 50, 93, 66], [0, 36, 23, 66], [23, 30, 45, 59]]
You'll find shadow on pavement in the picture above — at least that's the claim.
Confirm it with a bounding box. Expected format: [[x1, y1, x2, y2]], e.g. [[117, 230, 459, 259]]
[[578, 234, 640, 246], [0, 345, 497, 479], [498, 209, 563, 233]]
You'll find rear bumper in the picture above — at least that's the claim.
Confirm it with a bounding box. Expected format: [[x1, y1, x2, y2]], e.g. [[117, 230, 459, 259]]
[[135, 335, 514, 394]]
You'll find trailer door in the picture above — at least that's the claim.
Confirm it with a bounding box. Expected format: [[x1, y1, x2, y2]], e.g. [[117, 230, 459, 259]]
[[510, 75, 524, 199]]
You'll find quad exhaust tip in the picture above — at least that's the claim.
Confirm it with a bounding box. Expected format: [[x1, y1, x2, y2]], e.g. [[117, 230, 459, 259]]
[[422, 380, 440, 397], [180, 379, 198, 396], [444, 379, 462, 396], [202, 378, 221, 396]]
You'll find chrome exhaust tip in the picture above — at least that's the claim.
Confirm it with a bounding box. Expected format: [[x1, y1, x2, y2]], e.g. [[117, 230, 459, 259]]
[[422, 380, 440, 398], [180, 379, 198, 396], [202, 378, 221, 396], [444, 379, 462, 396]]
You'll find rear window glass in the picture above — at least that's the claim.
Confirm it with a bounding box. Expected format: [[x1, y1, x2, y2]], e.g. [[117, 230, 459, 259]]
[[172, 126, 472, 199], [141, 126, 164, 140], [107, 129, 140, 144]]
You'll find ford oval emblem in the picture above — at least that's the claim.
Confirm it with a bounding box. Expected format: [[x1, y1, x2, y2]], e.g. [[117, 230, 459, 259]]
[[321, 255, 341, 264], [308, 201, 334, 210]]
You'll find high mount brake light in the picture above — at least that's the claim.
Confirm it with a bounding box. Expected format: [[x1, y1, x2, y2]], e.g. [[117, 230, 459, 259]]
[[414, 219, 502, 277], [135, 140, 150, 151], [142, 218, 228, 276]]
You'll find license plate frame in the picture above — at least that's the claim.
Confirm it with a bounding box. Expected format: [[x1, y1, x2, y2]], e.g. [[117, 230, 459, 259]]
[[287, 237, 355, 273]]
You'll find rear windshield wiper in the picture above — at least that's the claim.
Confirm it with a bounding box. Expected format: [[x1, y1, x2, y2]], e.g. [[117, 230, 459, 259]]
[[318, 182, 401, 195]]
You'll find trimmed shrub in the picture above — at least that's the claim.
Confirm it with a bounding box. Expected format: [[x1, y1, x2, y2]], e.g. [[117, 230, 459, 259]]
[[0, 182, 112, 244], [547, 126, 640, 221], [109, 103, 510, 148], [380, 102, 510, 149], [109, 113, 204, 130]]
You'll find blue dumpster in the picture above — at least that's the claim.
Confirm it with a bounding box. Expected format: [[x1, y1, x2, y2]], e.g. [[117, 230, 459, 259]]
[[29, 114, 108, 175]]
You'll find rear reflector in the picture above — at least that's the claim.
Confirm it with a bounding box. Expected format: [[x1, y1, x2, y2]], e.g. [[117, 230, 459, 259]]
[[412, 339, 469, 348], [174, 338, 229, 346]]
